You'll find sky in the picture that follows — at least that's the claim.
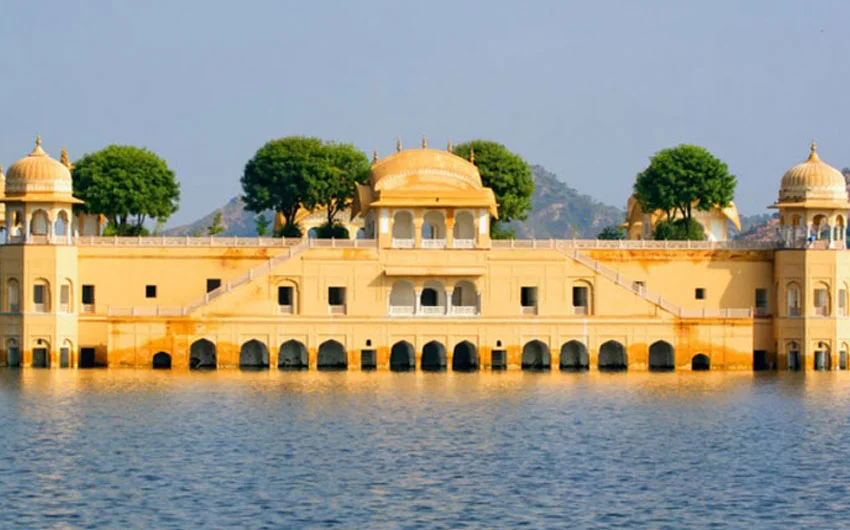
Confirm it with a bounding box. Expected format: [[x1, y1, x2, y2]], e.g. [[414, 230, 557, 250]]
[[1, 0, 849, 226]]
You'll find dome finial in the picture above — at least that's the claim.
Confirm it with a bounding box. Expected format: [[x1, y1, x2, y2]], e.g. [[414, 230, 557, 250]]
[[396, 137, 402, 152], [60, 147, 73, 169], [447, 138, 453, 152], [469, 145, 475, 163], [372, 149, 379, 163], [809, 140, 820, 162], [36, 134, 42, 147], [421, 135, 427, 149]]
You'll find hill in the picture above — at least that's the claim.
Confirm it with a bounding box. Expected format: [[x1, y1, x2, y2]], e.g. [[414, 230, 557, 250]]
[[164, 165, 627, 239]]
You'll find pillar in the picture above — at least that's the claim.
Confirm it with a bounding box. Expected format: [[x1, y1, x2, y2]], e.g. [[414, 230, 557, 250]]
[[447, 289, 453, 316]]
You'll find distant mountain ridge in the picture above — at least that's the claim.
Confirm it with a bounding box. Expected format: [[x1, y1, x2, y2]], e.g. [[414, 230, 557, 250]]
[[163, 164, 773, 240], [164, 165, 630, 239]]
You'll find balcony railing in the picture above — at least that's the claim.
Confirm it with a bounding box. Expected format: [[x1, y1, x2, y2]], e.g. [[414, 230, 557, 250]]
[[452, 239, 475, 249], [329, 304, 346, 315], [389, 305, 479, 317], [421, 239, 447, 249], [815, 306, 829, 317], [521, 306, 538, 316], [278, 305, 293, 315], [573, 306, 589, 316], [754, 307, 770, 317], [788, 307, 801, 317], [392, 238, 415, 249]]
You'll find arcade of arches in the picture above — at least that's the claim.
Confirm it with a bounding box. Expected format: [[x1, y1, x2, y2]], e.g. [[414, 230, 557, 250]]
[[155, 338, 728, 371]]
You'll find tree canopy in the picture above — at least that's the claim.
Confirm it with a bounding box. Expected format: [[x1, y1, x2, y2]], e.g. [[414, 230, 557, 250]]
[[597, 225, 624, 240], [633, 144, 736, 240], [452, 140, 534, 238], [241, 137, 369, 237], [72, 145, 180, 236]]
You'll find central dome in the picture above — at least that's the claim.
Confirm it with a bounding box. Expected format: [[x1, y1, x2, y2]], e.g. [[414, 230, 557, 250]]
[[370, 148, 483, 191], [778, 142, 847, 203], [5, 136, 74, 199]]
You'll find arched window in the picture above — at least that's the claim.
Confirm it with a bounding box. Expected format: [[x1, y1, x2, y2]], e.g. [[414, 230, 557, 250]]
[[392, 211, 414, 247], [30, 209, 50, 236], [841, 343, 849, 371], [54, 210, 69, 238], [453, 211, 475, 248], [32, 279, 50, 313], [60, 279, 73, 313], [7, 279, 20, 312], [786, 282, 801, 317], [840, 285, 848, 317], [814, 282, 830, 317]]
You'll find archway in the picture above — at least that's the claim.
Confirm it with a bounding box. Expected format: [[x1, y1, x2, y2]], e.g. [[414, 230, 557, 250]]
[[240, 340, 269, 369], [452, 341, 478, 371], [420, 280, 445, 313], [318, 340, 347, 370], [30, 209, 50, 236], [422, 211, 446, 241], [560, 341, 589, 371], [421, 341, 446, 371], [54, 210, 69, 237], [392, 211, 414, 244], [390, 341, 415, 371], [649, 341, 675, 371], [279, 340, 308, 370], [6, 338, 20, 368], [691, 354, 710, 371], [190, 339, 217, 370], [814, 342, 831, 371], [153, 352, 172, 369], [598, 340, 627, 371], [787, 341, 801, 371], [389, 280, 415, 315], [453, 211, 475, 244], [522, 340, 550, 370]]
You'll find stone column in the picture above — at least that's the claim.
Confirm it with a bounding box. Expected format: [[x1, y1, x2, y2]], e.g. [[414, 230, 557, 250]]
[[446, 217, 455, 249], [446, 289, 453, 316], [414, 289, 421, 316]]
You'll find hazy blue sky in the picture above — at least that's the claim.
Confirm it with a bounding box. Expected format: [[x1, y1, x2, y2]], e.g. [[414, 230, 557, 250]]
[[1, 0, 849, 225]]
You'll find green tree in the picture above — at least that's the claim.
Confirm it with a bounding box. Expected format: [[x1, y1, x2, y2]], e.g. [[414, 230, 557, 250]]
[[255, 213, 270, 236], [318, 142, 370, 230], [634, 144, 736, 239], [654, 218, 705, 241], [207, 210, 225, 236], [72, 145, 180, 236], [453, 140, 534, 238], [597, 225, 625, 240], [241, 137, 327, 237]]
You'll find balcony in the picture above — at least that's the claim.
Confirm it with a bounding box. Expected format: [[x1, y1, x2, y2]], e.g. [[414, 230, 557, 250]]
[[754, 307, 770, 317], [82, 304, 95, 314], [573, 306, 589, 316], [392, 238, 415, 249], [329, 304, 346, 315], [521, 306, 538, 316], [452, 239, 475, 249], [421, 239, 446, 249], [278, 304, 293, 315]]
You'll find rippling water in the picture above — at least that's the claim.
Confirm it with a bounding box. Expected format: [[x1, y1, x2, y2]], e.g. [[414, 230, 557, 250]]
[[2, 370, 850, 529]]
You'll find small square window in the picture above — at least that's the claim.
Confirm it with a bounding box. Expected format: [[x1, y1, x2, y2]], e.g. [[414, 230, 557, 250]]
[[278, 286, 293, 306], [695, 288, 706, 300], [206, 279, 221, 293], [82, 285, 95, 305], [521, 286, 538, 307], [145, 285, 157, 299], [329, 287, 346, 306], [33, 285, 45, 305]]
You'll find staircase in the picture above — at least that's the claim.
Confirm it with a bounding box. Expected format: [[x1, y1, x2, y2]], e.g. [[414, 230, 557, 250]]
[[182, 239, 309, 315], [555, 243, 752, 319]]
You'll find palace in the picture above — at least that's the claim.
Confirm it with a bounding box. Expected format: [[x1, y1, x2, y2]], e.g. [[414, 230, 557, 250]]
[[0, 136, 847, 372]]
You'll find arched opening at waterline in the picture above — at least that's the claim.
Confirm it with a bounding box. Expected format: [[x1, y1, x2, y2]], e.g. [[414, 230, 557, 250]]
[[421, 341, 446, 371], [190, 339, 217, 370], [560, 341, 588, 371], [390, 341, 415, 371], [598, 341, 627, 372], [318, 340, 347, 370], [279, 340, 308, 370], [691, 354, 710, 371], [649, 341, 675, 372], [152, 352, 172, 369], [522, 340, 550, 371], [452, 341, 478, 372], [240, 340, 269, 370]]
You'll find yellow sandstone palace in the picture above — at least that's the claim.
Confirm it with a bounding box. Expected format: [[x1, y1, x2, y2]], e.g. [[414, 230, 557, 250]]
[[0, 136, 848, 372]]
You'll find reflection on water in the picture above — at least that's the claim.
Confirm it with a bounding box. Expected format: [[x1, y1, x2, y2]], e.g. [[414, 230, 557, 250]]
[[2, 370, 850, 528]]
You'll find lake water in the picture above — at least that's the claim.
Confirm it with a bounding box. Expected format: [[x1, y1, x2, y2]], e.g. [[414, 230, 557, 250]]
[[1, 369, 850, 529]]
